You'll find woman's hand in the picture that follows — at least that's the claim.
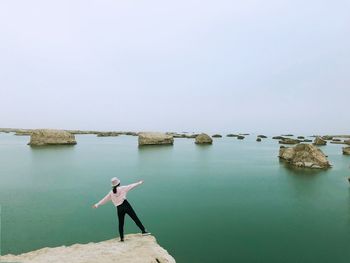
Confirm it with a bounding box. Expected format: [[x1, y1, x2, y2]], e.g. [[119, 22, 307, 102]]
[[92, 204, 97, 208], [139, 180, 144, 184]]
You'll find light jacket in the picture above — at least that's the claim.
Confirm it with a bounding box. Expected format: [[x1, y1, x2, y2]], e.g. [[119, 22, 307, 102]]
[[95, 181, 143, 207]]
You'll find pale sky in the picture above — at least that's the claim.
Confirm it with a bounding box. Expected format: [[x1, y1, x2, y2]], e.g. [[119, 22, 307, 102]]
[[1, 0, 349, 134]]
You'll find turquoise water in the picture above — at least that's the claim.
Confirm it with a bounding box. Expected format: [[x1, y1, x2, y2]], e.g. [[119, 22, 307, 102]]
[[1, 133, 350, 262]]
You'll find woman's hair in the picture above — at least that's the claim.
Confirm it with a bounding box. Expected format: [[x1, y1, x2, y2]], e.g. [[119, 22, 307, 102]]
[[112, 183, 120, 194]]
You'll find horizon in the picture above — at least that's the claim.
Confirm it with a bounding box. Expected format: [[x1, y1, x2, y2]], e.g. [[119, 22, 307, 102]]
[[1, 0, 349, 134]]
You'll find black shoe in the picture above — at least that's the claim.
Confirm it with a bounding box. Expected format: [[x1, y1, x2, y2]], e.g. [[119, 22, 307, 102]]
[[142, 230, 151, 236], [120, 238, 124, 242]]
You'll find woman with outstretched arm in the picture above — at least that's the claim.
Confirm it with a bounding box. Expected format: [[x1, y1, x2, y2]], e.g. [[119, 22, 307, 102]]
[[92, 177, 150, 242]]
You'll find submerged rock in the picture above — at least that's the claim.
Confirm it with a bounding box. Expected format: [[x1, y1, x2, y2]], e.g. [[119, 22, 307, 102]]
[[297, 136, 305, 139], [237, 135, 245, 140], [343, 147, 350, 155], [28, 129, 77, 146], [313, 136, 327, 146], [212, 134, 222, 138], [256, 137, 262, 142], [257, 135, 267, 138], [226, 134, 238, 137], [195, 133, 213, 144], [279, 143, 331, 169], [0, 234, 175, 263], [138, 132, 174, 146]]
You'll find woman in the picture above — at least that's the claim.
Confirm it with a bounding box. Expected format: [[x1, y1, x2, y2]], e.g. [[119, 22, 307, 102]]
[[92, 177, 150, 242]]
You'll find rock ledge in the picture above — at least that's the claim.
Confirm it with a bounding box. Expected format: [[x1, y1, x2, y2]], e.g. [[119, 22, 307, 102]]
[[0, 234, 176, 263]]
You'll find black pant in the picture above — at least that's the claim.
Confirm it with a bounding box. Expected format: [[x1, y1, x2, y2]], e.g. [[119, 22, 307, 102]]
[[117, 199, 145, 239]]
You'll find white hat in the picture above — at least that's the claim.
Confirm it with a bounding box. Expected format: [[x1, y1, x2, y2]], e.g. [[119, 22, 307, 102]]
[[111, 177, 120, 187]]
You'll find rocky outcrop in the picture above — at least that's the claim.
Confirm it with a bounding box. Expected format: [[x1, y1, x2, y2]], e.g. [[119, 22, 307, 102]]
[[28, 129, 77, 146], [195, 133, 213, 144], [282, 134, 294, 137], [138, 132, 174, 146], [257, 135, 267, 138], [279, 138, 300, 145], [237, 135, 245, 140], [212, 134, 222, 138], [0, 234, 175, 263], [343, 147, 350, 155], [297, 136, 305, 139], [226, 134, 238, 137], [313, 136, 327, 146], [279, 143, 331, 169], [344, 140, 350, 145], [256, 137, 262, 142]]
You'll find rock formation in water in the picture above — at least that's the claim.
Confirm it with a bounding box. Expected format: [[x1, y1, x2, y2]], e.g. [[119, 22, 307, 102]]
[[297, 136, 305, 139], [138, 132, 174, 146], [279, 138, 300, 145], [321, 135, 333, 140], [195, 133, 213, 144], [28, 129, 77, 146], [226, 134, 238, 137], [256, 137, 262, 142], [279, 143, 331, 169], [282, 134, 294, 137], [97, 132, 120, 137], [342, 147, 350, 155], [212, 134, 222, 138], [272, 136, 285, 140], [313, 136, 327, 146], [0, 234, 175, 263], [257, 135, 267, 138], [237, 135, 245, 140]]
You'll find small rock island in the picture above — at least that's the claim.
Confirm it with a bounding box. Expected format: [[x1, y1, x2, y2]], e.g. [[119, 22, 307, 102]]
[[279, 143, 331, 169], [28, 129, 77, 146], [138, 132, 174, 146]]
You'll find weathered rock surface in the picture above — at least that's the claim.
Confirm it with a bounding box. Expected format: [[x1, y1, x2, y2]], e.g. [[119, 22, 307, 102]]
[[343, 147, 350, 155], [279, 138, 300, 145], [321, 135, 334, 140], [313, 136, 327, 146], [279, 143, 331, 169], [0, 234, 175, 263], [212, 134, 222, 138], [28, 129, 77, 146], [195, 133, 213, 144], [138, 132, 174, 146]]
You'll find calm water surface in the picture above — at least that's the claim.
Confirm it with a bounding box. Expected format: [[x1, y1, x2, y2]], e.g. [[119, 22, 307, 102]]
[[1, 133, 350, 262]]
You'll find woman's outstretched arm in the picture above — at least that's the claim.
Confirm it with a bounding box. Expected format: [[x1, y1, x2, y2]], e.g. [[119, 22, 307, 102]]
[[92, 191, 112, 208], [125, 180, 144, 192]]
